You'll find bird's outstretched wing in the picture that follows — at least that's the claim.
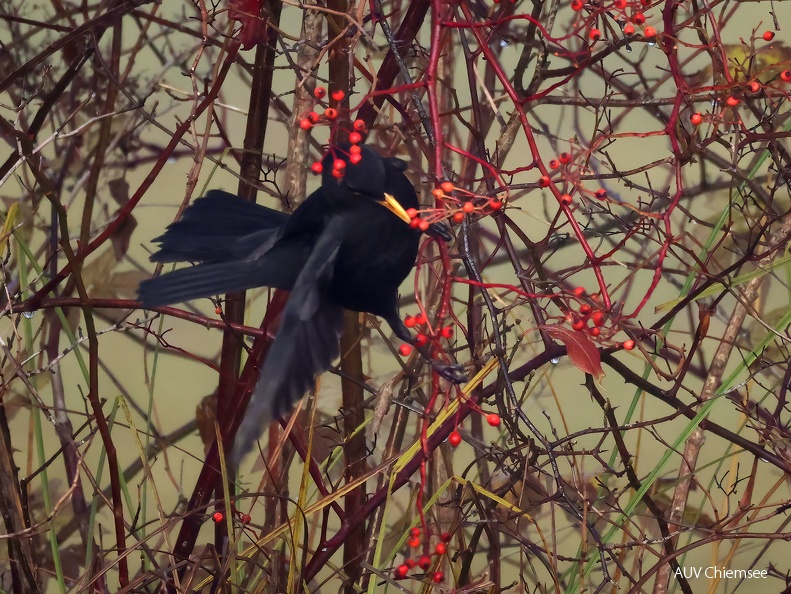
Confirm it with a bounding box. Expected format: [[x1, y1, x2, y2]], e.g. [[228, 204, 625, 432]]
[[233, 225, 346, 461]]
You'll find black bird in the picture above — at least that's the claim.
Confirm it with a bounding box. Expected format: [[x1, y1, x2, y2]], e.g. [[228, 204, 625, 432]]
[[138, 145, 461, 459]]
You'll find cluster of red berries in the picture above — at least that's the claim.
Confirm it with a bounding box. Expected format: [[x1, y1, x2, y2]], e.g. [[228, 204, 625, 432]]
[[565, 286, 635, 350], [299, 87, 370, 178], [398, 313, 454, 357], [393, 529, 451, 583], [582, 0, 655, 41], [540, 152, 608, 207], [427, 181, 504, 225], [542, 153, 573, 206], [689, 67, 791, 128], [299, 87, 350, 131]]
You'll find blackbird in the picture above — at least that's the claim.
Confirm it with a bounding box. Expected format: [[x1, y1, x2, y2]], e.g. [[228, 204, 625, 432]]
[[138, 145, 462, 459]]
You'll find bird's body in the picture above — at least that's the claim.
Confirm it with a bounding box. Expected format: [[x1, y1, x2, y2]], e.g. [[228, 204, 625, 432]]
[[138, 145, 425, 458]]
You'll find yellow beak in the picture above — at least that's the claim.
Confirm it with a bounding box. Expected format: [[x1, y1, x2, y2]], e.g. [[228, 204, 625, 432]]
[[379, 193, 412, 224]]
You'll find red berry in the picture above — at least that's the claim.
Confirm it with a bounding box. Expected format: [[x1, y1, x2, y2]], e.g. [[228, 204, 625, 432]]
[[726, 96, 739, 107], [441, 531, 452, 541], [332, 169, 343, 179], [348, 131, 362, 144], [418, 220, 430, 231], [399, 344, 412, 356], [539, 175, 551, 187], [406, 208, 418, 219], [299, 118, 312, 130], [349, 153, 362, 165], [441, 326, 454, 338], [432, 571, 445, 583], [623, 339, 635, 350], [560, 193, 573, 206], [453, 212, 465, 223], [763, 31, 775, 41], [333, 158, 346, 170], [781, 70, 791, 82], [595, 188, 607, 199], [324, 107, 337, 119], [589, 28, 601, 41], [212, 512, 224, 523], [589, 327, 601, 337], [407, 536, 420, 548], [489, 198, 503, 210], [307, 111, 319, 123], [418, 555, 431, 570], [441, 181, 455, 193], [331, 90, 345, 101], [592, 311, 606, 327], [435, 542, 447, 555], [549, 159, 559, 169], [748, 81, 761, 93], [394, 564, 409, 579], [311, 161, 323, 174], [349, 144, 362, 154], [632, 12, 645, 24], [572, 319, 586, 331], [449, 430, 462, 447], [409, 217, 421, 228], [405, 558, 416, 568], [643, 25, 656, 38], [558, 151, 571, 164], [623, 23, 635, 35], [404, 315, 416, 328], [571, 0, 583, 10], [579, 303, 592, 315], [462, 202, 475, 213], [410, 527, 421, 537], [415, 333, 428, 347], [240, 513, 251, 524], [614, 0, 626, 8], [486, 413, 501, 427], [314, 86, 326, 99], [574, 286, 586, 297], [353, 119, 366, 131], [415, 313, 427, 324], [690, 112, 703, 125]]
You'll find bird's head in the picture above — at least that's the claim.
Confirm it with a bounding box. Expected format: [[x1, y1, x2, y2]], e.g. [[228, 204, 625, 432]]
[[321, 144, 419, 224]]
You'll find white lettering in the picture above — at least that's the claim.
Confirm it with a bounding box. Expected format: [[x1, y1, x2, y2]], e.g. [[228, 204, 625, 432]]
[[675, 567, 701, 579], [676, 566, 766, 580]]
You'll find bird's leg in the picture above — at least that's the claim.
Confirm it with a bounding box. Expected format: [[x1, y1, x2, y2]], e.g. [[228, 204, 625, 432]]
[[385, 315, 467, 384]]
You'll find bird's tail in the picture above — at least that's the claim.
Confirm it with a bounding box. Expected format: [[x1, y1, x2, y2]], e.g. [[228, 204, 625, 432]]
[[149, 190, 288, 263], [139, 191, 292, 307]]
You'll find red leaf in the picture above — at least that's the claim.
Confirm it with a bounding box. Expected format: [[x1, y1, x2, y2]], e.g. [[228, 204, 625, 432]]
[[228, 0, 265, 50], [542, 324, 604, 380]]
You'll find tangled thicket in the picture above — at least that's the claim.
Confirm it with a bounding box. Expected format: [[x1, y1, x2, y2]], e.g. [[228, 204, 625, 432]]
[[1, 0, 791, 592]]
